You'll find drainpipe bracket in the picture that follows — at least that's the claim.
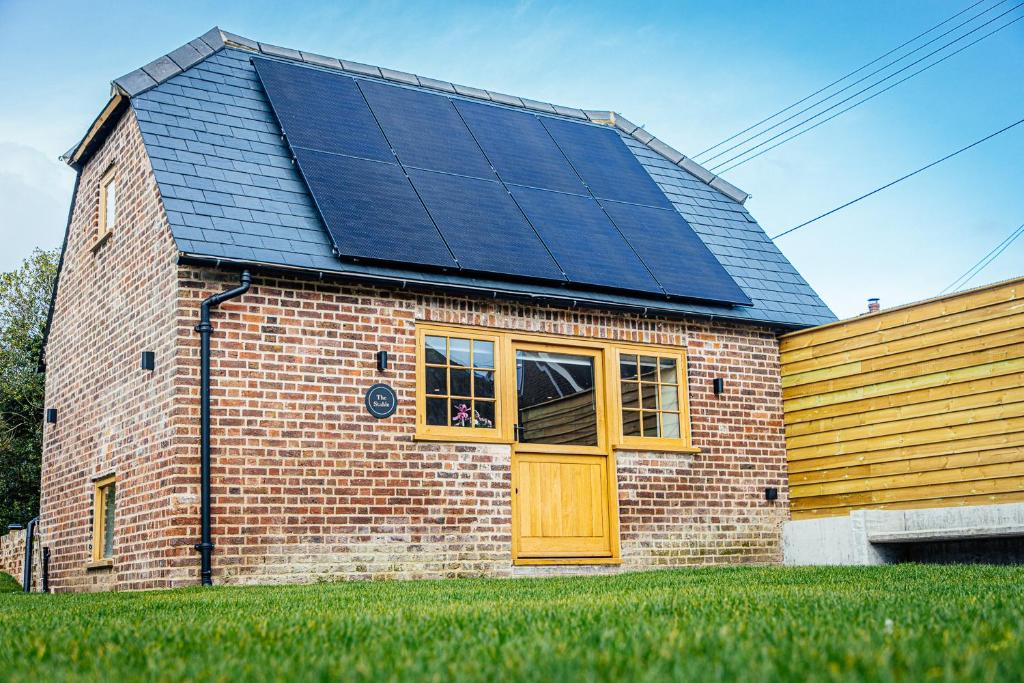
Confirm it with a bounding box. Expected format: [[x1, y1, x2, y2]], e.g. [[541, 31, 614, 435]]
[[194, 322, 213, 333]]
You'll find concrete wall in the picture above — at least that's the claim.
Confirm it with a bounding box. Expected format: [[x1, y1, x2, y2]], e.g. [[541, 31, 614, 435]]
[[784, 501, 1024, 565]]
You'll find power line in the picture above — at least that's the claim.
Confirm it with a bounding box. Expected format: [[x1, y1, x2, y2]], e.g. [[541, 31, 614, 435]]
[[938, 222, 1024, 294], [692, 0, 993, 160], [716, 13, 1024, 174], [708, 2, 1024, 172], [771, 116, 1024, 240]]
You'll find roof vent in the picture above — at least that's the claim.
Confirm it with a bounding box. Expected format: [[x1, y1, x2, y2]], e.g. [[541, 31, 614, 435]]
[[867, 298, 880, 313]]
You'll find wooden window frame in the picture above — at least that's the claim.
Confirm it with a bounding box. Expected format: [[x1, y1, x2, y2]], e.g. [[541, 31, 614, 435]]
[[96, 165, 117, 244], [415, 325, 505, 443], [414, 323, 697, 454], [91, 474, 116, 566], [611, 345, 697, 453]]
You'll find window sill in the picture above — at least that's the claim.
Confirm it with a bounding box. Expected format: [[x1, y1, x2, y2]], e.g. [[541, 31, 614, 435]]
[[413, 431, 511, 446], [90, 231, 112, 253], [613, 442, 701, 454], [86, 559, 113, 571]]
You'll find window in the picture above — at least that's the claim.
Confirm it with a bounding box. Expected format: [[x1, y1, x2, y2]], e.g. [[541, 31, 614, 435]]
[[414, 324, 694, 452], [98, 166, 117, 240], [416, 327, 501, 440], [92, 475, 116, 563], [615, 348, 692, 449]]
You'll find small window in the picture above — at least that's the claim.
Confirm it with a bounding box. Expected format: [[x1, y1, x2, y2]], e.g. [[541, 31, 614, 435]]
[[416, 326, 501, 440], [92, 475, 116, 562], [616, 349, 691, 449], [98, 166, 117, 239]]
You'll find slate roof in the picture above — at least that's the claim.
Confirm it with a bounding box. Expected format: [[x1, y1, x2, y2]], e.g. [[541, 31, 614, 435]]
[[72, 27, 836, 329]]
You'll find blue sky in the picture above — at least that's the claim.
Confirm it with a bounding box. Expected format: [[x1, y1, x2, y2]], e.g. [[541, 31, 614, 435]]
[[0, 0, 1021, 318]]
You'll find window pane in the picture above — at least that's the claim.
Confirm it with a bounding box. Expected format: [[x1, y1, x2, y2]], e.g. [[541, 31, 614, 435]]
[[642, 411, 659, 437], [105, 181, 117, 230], [639, 356, 658, 382], [659, 357, 678, 384], [641, 383, 658, 410], [426, 397, 447, 425], [620, 381, 640, 410], [450, 338, 471, 368], [474, 370, 495, 399], [659, 384, 679, 412], [473, 340, 494, 369], [662, 412, 681, 439], [425, 336, 447, 365], [516, 350, 598, 446], [474, 400, 495, 429], [425, 366, 447, 395], [102, 483, 116, 558], [450, 399, 473, 428], [619, 354, 638, 380], [622, 409, 641, 437], [450, 368, 472, 396]]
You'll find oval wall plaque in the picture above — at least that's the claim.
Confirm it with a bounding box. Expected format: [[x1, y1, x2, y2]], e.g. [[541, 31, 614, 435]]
[[365, 383, 398, 419]]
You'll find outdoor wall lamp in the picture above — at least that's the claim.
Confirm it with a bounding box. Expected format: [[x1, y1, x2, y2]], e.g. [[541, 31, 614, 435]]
[[713, 378, 725, 395], [376, 350, 388, 372], [765, 487, 779, 501], [141, 351, 155, 371], [46, 408, 57, 424]]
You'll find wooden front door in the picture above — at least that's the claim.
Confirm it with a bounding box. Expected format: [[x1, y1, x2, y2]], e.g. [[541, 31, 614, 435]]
[[510, 343, 614, 560]]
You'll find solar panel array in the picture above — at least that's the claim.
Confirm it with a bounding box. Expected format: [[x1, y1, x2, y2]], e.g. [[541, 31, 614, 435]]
[[252, 57, 751, 306]]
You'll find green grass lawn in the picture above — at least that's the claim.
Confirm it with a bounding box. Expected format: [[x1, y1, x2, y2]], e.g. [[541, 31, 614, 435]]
[[0, 572, 19, 594], [0, 565, 1020, 682]]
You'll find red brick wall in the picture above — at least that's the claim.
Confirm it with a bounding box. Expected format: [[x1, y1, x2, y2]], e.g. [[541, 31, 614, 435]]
[[40, 110, 181, 592], [41, 114, 788, 592], [161, 270, 788, 586]]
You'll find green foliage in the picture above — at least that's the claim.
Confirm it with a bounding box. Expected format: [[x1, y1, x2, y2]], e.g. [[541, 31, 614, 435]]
[[0, 248, 58, 529], [0, 572, 19, 593], [0, 565, 1021, 682]]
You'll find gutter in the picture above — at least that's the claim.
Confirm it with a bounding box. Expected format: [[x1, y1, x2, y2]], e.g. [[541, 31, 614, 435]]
[[177, 253, 804, 333], [194, 270, 251, 586]]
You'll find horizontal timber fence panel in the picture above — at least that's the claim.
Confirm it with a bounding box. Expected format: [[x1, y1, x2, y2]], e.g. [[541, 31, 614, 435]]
[[781, 277, 1024, 520]]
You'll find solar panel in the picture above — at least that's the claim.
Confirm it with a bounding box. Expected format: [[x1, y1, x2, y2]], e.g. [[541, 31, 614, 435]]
[[298, 149, 457, 268], [359, 80, 494, 180], [253, 57, 393, 162], [409, 169, 565, 281], [600, 200, 752, 305], [510, 186, 663, 295], [541, 117, 673, 209], [254, 56, 751, 307], [453, 99, 586, 196]]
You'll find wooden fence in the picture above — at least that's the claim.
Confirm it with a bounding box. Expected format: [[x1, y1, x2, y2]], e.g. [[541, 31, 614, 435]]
[[780, 277, 1024, 519]]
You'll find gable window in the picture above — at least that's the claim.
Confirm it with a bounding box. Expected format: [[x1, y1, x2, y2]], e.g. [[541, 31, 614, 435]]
[[416, 326, 501, 440], [615, 347, 692, 450], [92, 474, 116, 563], [98, 166, 117, 240]]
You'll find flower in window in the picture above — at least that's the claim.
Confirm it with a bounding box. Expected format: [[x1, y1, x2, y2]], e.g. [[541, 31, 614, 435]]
[[473, 410, 493, 428], [453, 402, 471, 427]]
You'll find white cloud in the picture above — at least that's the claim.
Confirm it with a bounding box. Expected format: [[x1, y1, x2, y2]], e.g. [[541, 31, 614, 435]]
[[0, 143, 75, 271]]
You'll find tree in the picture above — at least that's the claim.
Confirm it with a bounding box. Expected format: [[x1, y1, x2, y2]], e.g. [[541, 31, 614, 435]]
[[0, 248, 58, 529]]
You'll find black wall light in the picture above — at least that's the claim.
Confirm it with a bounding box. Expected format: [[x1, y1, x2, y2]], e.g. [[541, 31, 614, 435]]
[[46, 408, 57, 424], [765, 487, 779, 501], [141, 351, 155, 371], [376, 350, 388, 372], [713, 378, 725, 395]]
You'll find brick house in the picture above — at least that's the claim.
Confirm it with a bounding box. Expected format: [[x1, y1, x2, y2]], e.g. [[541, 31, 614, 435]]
[[37, 28, 834, 592]]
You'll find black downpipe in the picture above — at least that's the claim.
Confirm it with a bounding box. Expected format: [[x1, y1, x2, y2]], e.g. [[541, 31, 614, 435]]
[[194, 270, 251, 586], [22, 516, 37, 592]]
